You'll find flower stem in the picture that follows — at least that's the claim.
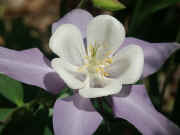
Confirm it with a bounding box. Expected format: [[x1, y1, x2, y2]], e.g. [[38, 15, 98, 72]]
[[127, 0, 143, 36], [77, 0, 87, 8], [176, 26, 180, 43]]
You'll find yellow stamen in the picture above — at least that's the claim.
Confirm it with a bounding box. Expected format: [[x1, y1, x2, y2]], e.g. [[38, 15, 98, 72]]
[[88, 44, 93, 56], [95, 67, 100, 72], [77, 64, 88, 72], [104, 50, 113, 57], [103, 72, 110, 77], [78, 42, 113, 78], [105, 58, 113, 64]]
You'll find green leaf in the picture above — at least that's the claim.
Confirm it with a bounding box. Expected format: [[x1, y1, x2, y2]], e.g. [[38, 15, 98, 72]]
[[0, 108, 15, 122], [57, 87, 73, 99], [0, 125, 4, 134], [128, 0, 180, 35], [0, 74, 24, 106], [176, 26, 180, 43], [92, 0, 126, 11], [0, 6, 6, 18], [44, 127, 53, 135], [141, 0, 180, 20]]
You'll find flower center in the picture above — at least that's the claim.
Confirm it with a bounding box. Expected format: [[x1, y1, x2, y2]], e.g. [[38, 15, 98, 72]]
[[78, 43, 113, 77]]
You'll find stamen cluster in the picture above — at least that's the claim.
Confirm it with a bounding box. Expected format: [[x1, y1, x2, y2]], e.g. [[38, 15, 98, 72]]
[[78, 43, 113, 77]]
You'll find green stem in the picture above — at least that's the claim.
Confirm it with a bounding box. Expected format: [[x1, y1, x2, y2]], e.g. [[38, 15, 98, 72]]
[[77, 0, 87, 8], [127, 0, 143, 36], [176, 26, 180, 43]]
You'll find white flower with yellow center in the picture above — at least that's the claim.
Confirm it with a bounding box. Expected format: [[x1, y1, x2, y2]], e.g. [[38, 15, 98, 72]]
[[49, 15, 144, 98]]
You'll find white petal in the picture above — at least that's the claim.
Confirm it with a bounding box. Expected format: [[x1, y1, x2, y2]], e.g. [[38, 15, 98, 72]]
[[49, 24, 86, 66], [105, 45, 144, 84], [79, 78, 122, 98], [51, 58, 87, 89], [87, 15, 125, 59]]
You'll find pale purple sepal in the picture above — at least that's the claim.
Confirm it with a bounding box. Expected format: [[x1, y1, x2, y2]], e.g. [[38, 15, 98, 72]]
[[112, 85, 180, 135], [121, 37, 180, 78], [52, 9, 93, 38], [53, 94, 102, 135], [0, 47, 65, 94]]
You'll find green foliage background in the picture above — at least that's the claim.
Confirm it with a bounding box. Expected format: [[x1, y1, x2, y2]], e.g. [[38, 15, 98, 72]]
[[0, 0, 180, 135]]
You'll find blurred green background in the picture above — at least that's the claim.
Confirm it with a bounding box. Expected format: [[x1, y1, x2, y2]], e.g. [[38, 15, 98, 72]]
[[0, 0, 180, 134]]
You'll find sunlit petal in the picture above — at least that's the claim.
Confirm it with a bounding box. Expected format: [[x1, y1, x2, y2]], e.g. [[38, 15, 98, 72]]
[[51, 58, 86, 89], [106, 45, 144, 84], [50, 24, 86, 66], [87, 15, 125, 59]]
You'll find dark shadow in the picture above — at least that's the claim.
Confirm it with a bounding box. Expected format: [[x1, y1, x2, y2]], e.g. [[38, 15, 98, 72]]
[[58, 85, 133, 112], [59, 93, 95, 112], [2, 108, 50, 135], [94, 117, 142, 135], [83, 38, 87, 50], [44, 72, 65, 94], [43, 56, 51, 68], [114, 85, 132, 97]]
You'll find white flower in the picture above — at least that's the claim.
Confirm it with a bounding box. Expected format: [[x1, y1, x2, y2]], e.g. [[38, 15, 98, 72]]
[[49, 15, 144, 98]]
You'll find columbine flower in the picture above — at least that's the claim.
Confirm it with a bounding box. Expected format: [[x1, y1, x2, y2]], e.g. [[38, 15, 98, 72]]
[[0, 9, 180, 135], [49, 14, 144, 98]]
